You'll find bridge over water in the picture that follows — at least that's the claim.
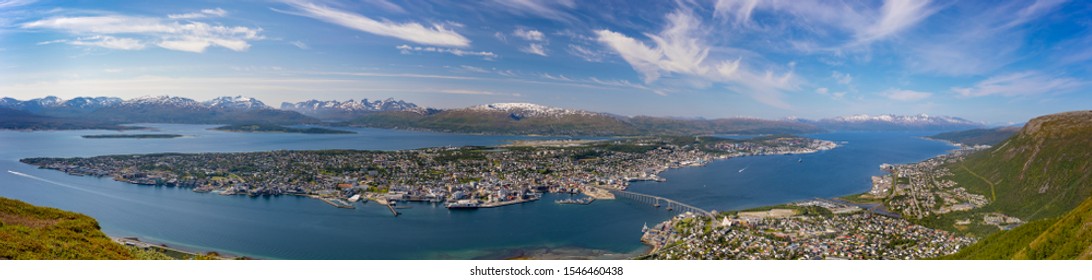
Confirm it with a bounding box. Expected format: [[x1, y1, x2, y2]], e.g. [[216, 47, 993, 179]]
[[605, 188, 712, 217]]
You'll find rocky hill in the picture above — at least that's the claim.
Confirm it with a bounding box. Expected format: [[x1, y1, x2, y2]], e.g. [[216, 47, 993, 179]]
[[938, 110, 1092, 259], [280, 98, 422, 120]]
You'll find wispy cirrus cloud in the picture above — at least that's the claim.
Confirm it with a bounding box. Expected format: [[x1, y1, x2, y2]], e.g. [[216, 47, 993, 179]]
[[905, 0, 1068, 75], [396, 44, 496, 59], [853, 0, 938, 44], [951, 71, 1083, 97], [595, 9, 798, 108], [883, 88, 932, 101], [168, 8, 227, 19], [280, 0, 469, 47], [21, 13, 262, 53], [512, 27, 548, 56], [492, 0, 576, 22]]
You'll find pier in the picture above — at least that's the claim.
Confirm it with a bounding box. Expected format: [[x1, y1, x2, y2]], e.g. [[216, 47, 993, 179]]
[[375, 198, 400, 216], [603, 187, 711, 217]]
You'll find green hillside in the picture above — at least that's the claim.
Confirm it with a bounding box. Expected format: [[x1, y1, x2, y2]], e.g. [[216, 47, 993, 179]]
[[950, 111, 1092, 221], [927, 126, 1020, 146], [0, 197, 134, 259], [937, 110, 1092, 259], [942, 195, 1092, 259]]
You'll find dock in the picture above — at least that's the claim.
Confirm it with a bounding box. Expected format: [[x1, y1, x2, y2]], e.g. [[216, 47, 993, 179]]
[[375, 198, 400, 216], [478, 195, 541, 208], [314, 196, 355, 209]]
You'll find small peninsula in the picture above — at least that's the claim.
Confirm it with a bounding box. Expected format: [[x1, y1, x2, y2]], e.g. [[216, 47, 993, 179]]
[[82, 134, 184, 139], [211, 124, 355, 134]]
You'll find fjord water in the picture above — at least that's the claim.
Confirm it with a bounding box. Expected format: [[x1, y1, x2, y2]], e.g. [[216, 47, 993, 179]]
[[0, 125, 952, 259], [628, 131, 956, 211]]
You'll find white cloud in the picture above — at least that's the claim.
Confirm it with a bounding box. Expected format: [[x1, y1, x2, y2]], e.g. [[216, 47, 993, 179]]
[[595, 9, 798, 108], [21, 15, 261, 53], [951, 71, 1083, 97], [883, 88, 932, 101], [854, 0, 937, 44], [282, 0, 469, 47], [70, 35, 146, 50], [0, 0, 35, 9], [521, 43, 547, 56], [168, 8, 227, 19], [512, 28, 548, 56], [363, 0, 406, 14], [567, 44, 605, 62], [713, 0, 759, 24], [832, 71, 853, 85], [458, 65, 489, 73], [492, 0, 577, 22], [513, 28, 545, 41], [905, 1, 1066, 75], [439, 89, 498, 95], [290, 40, 309, 50], [595, 29, 666, 82], [396, 44, 496, 59], [815, 87, 847, 99]]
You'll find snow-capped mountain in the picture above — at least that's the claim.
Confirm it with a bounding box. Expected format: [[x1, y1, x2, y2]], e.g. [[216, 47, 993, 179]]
[[812, 113, 983, 131], [280, 98, 421, 119], [465, 102, 599, 118], [63, 97, 123, 110], [0, 96, 120, 113], [203, 96, 270, 110]]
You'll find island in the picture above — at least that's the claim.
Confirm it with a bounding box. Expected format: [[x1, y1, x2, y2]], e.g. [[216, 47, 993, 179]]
[[211, 124, 355, 134], [82, 134, 184, 139], [21, 135, 836, 211]]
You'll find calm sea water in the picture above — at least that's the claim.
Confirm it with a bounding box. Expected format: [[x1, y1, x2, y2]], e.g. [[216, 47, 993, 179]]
[[0, 125, 953, 259], [628, 131, 955, 211]]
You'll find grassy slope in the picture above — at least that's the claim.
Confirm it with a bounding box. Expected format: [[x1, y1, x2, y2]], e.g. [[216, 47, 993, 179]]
[[926, 126, 1020, 146], [951, 111, 1092, 222], [938, 111, 1092, 259], [942, 195, 1092, 259], [0, 197, 134, 259]]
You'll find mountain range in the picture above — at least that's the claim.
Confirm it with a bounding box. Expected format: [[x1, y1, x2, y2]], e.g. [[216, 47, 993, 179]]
[[280, 98, 425, 120], [797, 113, 983, 131], [1, 95, 984, 135], [0, 95, 315, 128]]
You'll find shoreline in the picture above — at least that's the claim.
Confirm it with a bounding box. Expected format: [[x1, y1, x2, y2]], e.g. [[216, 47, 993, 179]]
[[110, 236, 251, 260]]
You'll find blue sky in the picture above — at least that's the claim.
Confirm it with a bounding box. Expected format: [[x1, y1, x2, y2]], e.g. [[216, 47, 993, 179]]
[[1, 0, 1090, 123]]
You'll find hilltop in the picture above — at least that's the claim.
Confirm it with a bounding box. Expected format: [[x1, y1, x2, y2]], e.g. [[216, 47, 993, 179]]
[[930, 110, 1092, 259], [0, 197, 133, 259], [949, 110, 1092, 221]]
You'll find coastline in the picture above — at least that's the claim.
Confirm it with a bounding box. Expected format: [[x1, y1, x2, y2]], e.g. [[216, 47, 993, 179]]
[[110, 236, 250, 260]]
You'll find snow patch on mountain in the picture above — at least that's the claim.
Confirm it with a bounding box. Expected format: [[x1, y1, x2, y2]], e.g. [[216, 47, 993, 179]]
[[466, 102, 599, 117]]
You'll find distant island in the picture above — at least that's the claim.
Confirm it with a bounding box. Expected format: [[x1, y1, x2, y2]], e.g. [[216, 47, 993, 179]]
[[82, 134, 184, 139], [211, 124, 355, 134]]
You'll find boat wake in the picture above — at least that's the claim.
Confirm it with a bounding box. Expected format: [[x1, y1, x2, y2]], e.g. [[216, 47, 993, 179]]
[[7, 170, 133, 202]]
